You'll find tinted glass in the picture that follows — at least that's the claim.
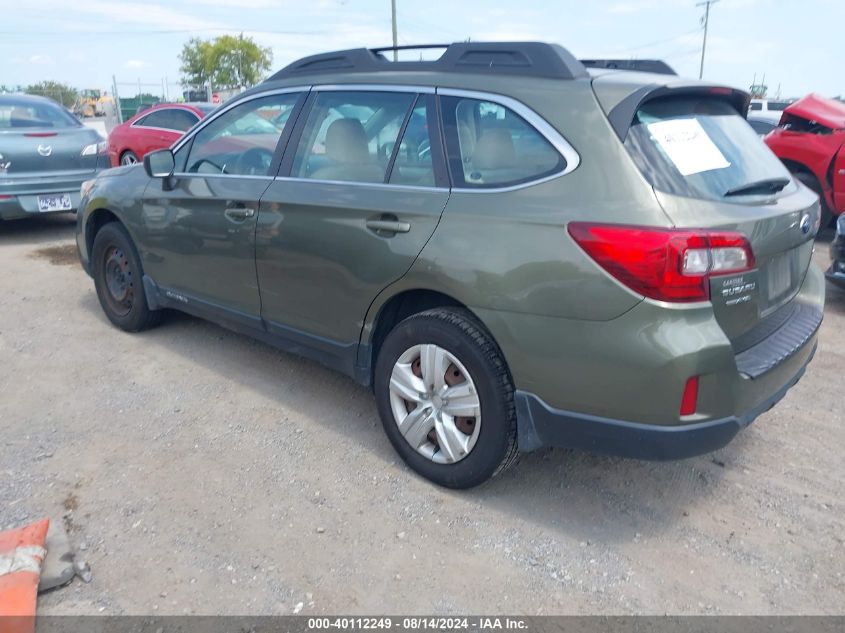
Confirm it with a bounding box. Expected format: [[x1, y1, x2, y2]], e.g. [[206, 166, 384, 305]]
[[184, 93, 300, 176], [749, 102, 762, 111], [291, 91, 415, 183], [388, 100, 435, 187], [442, 96, 563, 188], [137, 108, 199, 132], [768, 101, 791, 111], [624, 97, 793, 201], [748, 119, 775, 134], [0, 98, 80, 129]]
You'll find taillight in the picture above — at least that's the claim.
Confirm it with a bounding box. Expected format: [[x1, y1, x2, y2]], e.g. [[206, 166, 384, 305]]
[[568, 223, 755, 303]]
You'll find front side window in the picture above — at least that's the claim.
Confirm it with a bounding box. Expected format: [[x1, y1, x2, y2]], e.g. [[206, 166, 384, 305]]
[[183, 92, 300, 177], [624, 97, 794, 201], [291, 91, 415, 183]]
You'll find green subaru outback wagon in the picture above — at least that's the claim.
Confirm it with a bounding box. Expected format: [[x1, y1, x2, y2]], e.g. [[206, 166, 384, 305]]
[[77, 43, 824, 488]]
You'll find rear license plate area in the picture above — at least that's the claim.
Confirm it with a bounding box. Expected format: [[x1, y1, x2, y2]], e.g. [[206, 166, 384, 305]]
[[37, 194, 72, 212], [767, 252, 792, 302]]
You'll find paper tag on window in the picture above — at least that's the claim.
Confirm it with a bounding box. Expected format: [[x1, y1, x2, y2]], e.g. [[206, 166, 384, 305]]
[[646, 118, 730, 176]]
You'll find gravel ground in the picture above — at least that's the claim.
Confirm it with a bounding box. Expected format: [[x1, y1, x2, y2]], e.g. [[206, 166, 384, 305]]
[[1, 214, 843, 615]]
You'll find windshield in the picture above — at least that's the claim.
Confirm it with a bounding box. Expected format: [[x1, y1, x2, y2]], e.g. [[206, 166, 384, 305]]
[[0, 98, 81, 130], [624, 97, 793, 202]]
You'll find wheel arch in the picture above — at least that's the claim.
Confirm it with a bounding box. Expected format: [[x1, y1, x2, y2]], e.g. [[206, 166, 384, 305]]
[[360, 287, 509, 387], [85, 207, 123, 260]]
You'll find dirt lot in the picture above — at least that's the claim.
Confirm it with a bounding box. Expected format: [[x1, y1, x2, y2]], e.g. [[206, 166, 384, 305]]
[[1, 214, 843, 615]]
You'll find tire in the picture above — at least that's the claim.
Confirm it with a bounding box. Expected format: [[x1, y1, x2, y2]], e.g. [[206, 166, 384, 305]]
[[374, 308, 518, 489], [794, 170, 833, 229], [120, 151, 139, 166], [91, 221, 161, 332]]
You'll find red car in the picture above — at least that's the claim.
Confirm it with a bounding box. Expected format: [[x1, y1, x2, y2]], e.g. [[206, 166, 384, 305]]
[[107, 102, 215, 167], [765, 94, 845, 227]]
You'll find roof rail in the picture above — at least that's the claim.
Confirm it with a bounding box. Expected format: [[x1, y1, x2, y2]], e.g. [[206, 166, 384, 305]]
[[580, 59, 677, 76], [266, 42, 590, 81]]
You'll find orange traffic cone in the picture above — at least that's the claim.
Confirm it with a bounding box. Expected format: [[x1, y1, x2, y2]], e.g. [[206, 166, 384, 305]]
[[0, 519, 50, 633]]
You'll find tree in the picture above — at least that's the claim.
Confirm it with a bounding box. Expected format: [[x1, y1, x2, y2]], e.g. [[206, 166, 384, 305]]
[[24, 81, 78, 108], [179, 34, 272, 90]]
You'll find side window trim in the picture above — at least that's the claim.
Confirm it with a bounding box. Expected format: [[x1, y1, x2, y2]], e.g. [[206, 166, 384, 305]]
[[383, 94, 420, 184], [171, 88, 309, 179], [276, 90, 317, 178], [436, 87, 580, 192]]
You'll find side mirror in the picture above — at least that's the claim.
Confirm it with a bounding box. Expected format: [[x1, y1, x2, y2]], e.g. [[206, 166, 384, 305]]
[[144, 149, 175, 178]]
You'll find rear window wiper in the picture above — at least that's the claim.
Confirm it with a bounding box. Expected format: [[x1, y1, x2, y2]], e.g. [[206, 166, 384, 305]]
[[724, 177, 790, 197]]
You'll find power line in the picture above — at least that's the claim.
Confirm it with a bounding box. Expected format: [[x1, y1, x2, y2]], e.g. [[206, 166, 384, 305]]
[[0, 27, 324, 38], [604, 27, 703, 56]]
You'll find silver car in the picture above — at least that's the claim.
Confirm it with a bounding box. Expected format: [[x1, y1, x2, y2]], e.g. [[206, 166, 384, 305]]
[[0, 94, 106, 221]]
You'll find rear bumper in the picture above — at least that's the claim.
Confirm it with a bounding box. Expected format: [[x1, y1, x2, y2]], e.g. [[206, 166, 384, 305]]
[[478, 263, 824, 459], [0, 169, 99, 220], [515, 341, 816, 459]]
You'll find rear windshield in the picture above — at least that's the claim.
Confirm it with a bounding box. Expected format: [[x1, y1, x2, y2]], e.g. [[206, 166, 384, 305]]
[[624, 97, 792, 202], [0, 99, 81, 129]]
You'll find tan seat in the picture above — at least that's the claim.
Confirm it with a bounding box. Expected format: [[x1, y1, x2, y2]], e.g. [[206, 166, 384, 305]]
[[466, 128, 523, 184], [311, 118, 384, 183]]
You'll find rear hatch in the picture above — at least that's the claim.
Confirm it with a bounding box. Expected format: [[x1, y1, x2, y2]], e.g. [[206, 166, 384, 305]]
[[592, 74, 820, 356], [0, 126, 102, 177]]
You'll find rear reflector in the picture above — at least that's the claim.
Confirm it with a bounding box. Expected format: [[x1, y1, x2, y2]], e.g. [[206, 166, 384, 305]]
[[0, 195, 13, 200], [568, 223, 755, 302], [680, 376, 699, 416]]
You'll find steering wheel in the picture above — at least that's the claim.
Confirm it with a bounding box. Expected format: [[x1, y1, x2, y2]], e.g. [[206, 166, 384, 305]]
[[235, 147, 274, 176]]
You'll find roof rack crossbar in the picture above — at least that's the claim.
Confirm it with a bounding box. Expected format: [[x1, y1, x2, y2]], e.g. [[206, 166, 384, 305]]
[[266, 42, 590, 82]]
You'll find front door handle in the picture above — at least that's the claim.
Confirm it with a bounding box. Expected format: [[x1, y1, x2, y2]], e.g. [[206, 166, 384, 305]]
[[366, 219, 411, 234], [225, 207, 256, 221]]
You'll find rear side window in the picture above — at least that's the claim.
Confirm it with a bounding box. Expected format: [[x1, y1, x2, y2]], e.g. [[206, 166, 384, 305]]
[[441, 96, 564, 188], [749, 102, 762, 111], [291, 91, 415, 184], [136, 108, 199, 132], [624, 97, 793, 202]]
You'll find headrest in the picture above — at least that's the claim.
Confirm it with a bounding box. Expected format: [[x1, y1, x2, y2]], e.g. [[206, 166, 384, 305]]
[[325, 118, 370, 163], [472, 128, 516, 170]]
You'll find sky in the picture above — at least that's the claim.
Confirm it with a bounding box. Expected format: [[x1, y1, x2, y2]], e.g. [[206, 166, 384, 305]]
[[2, 0, 843, 99]]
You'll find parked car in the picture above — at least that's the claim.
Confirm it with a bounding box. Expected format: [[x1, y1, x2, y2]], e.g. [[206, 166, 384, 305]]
[[107, 103, 215, 167], [0, 94, 106, 221], [747, 115, 777, 137], [765, 93, 845, 228], [76, 42, 824, 488], [827, 214, 845, 289], [749, 98, 793, 123]]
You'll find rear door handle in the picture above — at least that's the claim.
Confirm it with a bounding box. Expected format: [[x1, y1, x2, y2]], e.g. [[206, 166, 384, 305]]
[[366, 219, 411, 234], [225, 207, 256, 221]]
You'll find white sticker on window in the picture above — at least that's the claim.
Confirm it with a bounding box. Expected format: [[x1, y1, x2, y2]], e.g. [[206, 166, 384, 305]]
[[646, 118, 731, 176]]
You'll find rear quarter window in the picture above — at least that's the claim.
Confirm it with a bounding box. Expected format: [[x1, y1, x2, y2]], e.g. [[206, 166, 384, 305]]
[[441, 96, 564, 188]]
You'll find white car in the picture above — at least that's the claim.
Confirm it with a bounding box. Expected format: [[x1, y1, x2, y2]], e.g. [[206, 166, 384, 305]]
[[749, 98, 793, 123]]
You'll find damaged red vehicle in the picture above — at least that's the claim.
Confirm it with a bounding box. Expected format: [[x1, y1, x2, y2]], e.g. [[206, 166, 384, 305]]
[[765, 94, 845, 228]]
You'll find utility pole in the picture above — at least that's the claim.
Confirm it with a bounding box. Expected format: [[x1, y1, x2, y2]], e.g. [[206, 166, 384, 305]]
[[696, 0, 718, 79], [391, 0, 398, 61]]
